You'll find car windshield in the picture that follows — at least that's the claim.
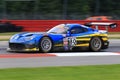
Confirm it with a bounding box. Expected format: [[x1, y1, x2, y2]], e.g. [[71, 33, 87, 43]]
[[47, 24, 68, 34]]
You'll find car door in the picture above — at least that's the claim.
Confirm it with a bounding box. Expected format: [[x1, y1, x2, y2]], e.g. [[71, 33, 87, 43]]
[[69, 26, 88, 47]]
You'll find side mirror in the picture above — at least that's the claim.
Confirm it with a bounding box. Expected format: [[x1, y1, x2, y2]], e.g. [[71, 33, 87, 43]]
[[71, 29, 76, 34], [66, 31, 71, 37]]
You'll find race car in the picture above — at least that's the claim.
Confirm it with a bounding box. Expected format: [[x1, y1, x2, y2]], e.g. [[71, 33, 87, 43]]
[[7, 22, 116, 53]]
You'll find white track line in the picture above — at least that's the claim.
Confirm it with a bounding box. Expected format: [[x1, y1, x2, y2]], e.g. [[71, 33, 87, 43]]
[[50, 52, 120, 57]]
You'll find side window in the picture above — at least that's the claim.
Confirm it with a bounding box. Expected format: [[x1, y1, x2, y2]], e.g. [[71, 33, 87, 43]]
[[71, 27, 88, 34], [83, 28, 88, 32]]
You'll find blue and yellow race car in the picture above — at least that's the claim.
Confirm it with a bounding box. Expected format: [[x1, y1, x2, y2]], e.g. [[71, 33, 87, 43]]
[[8, 22, 116, 53]]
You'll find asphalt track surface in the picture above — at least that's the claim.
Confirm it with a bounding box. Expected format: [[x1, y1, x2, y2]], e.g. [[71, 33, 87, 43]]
[[0, 39, 120, 68]]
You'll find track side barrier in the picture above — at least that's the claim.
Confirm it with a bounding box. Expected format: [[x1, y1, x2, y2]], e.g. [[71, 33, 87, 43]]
[[0, 20, 120, 32]]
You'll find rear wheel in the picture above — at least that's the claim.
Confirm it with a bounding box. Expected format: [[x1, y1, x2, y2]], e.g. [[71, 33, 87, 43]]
[[89, 37, 102, 51], [40, 37, 52, 53]]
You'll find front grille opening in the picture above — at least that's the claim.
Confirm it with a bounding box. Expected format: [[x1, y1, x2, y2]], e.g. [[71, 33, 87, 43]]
[[9, 43, 25, 50]]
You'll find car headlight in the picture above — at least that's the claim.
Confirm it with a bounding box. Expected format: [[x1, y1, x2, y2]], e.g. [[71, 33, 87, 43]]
[[10, 35, 19, 40], [24, 36, 35, 41]]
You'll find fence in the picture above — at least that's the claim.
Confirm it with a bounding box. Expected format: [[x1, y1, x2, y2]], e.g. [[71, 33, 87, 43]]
[[0, 20, 120, 32]]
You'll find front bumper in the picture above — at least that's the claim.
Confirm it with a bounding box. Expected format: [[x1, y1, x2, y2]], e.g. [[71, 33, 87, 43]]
[[7, 43, 39, 52]]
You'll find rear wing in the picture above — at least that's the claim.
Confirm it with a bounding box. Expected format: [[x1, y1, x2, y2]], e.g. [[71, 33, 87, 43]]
[[85, 22, 117, 31]]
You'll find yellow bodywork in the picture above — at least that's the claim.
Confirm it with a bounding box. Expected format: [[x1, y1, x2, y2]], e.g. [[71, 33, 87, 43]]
[[25, 48, 39, 51], [55, 33, 108, 47]]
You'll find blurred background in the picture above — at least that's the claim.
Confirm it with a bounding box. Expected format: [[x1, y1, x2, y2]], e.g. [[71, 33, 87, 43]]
[[0, 0, 120, 20]]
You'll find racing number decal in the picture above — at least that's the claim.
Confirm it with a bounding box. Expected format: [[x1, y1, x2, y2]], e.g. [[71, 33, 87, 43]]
[[63, 37, 77, 50], [68, 37, 77, 46], [63, 37, 77, 46]]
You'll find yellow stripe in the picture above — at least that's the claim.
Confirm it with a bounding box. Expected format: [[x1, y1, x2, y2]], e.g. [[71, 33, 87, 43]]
[[76, 43, 89, 47], [25, 48, 39, 51], [77, 34, 107, 38], [100, 34, 108, 36], [55, 44, 63, 46], [55, 43, 90, 47], [102, 38, 108, 41], [89, 33, 107, 37], [76, 38, 90, 41], [89, 33, 99, 36]]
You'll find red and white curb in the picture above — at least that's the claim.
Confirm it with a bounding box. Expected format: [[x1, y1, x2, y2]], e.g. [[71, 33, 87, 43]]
[[0, 52, 120, 58], [50, 52, 120, 57], [0, 54, 56, 58]]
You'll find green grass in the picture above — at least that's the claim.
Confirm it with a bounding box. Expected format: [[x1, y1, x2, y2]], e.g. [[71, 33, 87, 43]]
[[0, 32, 18, 36], [0, 64, 120, 80], [0, 39, 10, 41], [109, 32, 120, 34], [109, 37, 120, 39]]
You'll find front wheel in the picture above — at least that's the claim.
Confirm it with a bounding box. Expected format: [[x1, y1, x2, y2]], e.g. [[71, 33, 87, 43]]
[[39, 37, 53, 53], [89, 37, 102, 52]]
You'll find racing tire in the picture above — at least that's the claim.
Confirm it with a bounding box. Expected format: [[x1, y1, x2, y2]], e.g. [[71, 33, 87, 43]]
[[89, 37, 102, 52], [39, 37, 53, 53]]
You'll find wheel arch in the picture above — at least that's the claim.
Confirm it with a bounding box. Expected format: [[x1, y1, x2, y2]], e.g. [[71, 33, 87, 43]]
[[38, 36, 54, 53], [39, 35, 54, 44], [89, 36, 103, 51], [90, 36, 104, 44]]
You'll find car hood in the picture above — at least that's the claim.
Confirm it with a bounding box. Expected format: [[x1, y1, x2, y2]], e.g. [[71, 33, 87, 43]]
[[9, 32, 47, 42], [18, 32, 47, 37], [10, 32, 65, 43]]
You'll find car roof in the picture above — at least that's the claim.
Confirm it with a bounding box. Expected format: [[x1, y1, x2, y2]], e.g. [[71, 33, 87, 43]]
[[65, 23, 89, 29]]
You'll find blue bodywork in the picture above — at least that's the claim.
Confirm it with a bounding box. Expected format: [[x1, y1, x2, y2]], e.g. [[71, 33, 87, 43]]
[[8, 24, 108, 52]]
